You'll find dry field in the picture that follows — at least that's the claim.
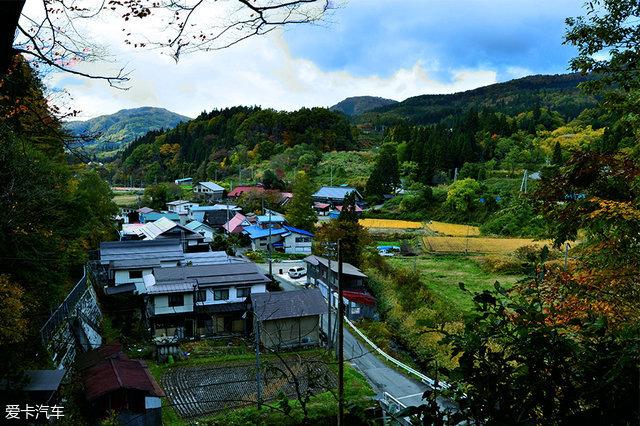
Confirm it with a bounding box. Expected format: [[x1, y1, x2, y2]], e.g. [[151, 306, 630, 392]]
[[423, 236, 551, 254], [359, 218, 422, 229], [426, 221, 480, 236]]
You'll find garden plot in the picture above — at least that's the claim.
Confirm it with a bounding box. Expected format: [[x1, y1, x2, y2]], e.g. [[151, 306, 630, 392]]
[[161, 358, 336, 419]]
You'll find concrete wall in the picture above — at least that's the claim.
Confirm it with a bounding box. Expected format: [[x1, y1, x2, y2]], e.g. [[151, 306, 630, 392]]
[[114, 269, 152, 286]]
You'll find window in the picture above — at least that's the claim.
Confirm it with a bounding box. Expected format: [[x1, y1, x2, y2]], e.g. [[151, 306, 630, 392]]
[[236, 287, 251, 298], [196, 289, 207, 302], [168, 294, 184, 307], [295, 237, 310, 243], [129, 270, 143, 279], [213, 289, 229, 301]]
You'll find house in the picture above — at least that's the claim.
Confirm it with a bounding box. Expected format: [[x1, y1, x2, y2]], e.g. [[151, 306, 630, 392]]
[[242, 225, 289, 251], [189, 204, 241, 222], [312, 186, 363, 206], [304, 255, 376, 320], [166, 200, 199, 215], [250, 289, 326, 349], [80, 345, 164, 424], [223, 212, 250, 234], [203, 209, 236, 231], [98, 239, 239, 295], [0, 369, 66, 406], [227, 185, 265, 198], [193, 181, 225, 200], [282, 225, 314, 254], [174, 177, 192, 185], [185, 220, 215, 242], [144, 262, 270, 341]]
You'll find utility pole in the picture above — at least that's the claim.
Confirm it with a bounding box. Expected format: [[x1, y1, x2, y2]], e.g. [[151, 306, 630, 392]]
[[254, 318, 263, 409], [564, 242, 570, 271], [337, 239, 344, 426], [321, 242, 337, 350], [268, 208, 273, 278]]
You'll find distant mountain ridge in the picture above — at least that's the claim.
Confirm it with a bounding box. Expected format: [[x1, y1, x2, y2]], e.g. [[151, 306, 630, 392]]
[[330, 96, 398, 116], [65, 107, 190, 153], [355, 73, 598, 125]]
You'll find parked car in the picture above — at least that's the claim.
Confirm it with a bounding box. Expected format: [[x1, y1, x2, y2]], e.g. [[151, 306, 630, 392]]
[[288, 266, 307, 278]]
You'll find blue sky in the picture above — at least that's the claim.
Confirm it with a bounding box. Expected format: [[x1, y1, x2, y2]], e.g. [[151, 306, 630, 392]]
[[284, 0, 580, 82], [42, 0, 587, 119]]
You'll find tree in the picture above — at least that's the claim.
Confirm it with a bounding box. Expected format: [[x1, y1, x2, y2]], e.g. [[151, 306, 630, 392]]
[[2, 0, 331, 83], [444, 178, 480, 214], [366, 144, 400, 201], [285, 171, 316, 232], [142, 182, 183, 210], [262, 168, 284, 190], [551, 141, 563, 165]]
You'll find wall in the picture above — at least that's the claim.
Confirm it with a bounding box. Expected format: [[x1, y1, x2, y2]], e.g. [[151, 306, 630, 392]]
[[284, 234, 313, 254], [153, 293, 194, 315], [114, 269, 152, 286], [260, 316, 320, 349], [195, 283, 266, 306]]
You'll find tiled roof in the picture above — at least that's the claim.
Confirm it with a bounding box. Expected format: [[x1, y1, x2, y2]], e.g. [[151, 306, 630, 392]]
[[251, 289, 326, 321]]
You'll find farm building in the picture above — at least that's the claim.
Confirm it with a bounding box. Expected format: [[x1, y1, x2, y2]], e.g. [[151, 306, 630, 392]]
[[250, 289, 326, 349]]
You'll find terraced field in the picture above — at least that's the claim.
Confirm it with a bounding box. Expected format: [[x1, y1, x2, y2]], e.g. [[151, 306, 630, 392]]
[[161, 358, 336, 418], [423, 236, 551, 254]]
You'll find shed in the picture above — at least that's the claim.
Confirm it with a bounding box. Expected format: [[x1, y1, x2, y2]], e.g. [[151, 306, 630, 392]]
[[251, 289, 326, 349]]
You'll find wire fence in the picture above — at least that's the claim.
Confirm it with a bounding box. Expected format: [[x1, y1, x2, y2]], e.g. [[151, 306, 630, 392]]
[[40, 268, 89, 345]]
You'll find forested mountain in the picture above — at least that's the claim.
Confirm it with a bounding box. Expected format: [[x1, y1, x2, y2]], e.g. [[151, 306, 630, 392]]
[[64, 106, 189, 152], [357, 73, 598, 126], [330, 96, 398, 116]]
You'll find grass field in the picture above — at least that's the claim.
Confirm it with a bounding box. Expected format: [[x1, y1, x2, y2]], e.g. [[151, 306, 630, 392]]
[[388, 255, 522, 315], [112, 194, 139, 207], [359, 218, 422, 229], [426, 221, 480, 236], [423, 236, 550, 254]]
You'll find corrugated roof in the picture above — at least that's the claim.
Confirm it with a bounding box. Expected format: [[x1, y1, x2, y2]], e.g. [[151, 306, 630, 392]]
[[312, 186, 362, 200], [100, 239, 183, 263], [242, 225, 289, 240], [185, 220, 212, 231], [251, 289, 326, 321], [283, 225, 314, 237], [83, 358, 164, 401], [197, 181, 225, 191], [304, 255, 367, 278], [139, 217, 199, 240], [223, 212, 248, 233]]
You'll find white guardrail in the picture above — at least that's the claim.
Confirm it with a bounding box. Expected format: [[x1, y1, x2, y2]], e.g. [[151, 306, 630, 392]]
[[344, 316, 449, 391]]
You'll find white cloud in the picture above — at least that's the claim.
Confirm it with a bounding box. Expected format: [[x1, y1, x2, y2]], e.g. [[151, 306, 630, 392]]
[[45, 27, 498, 119]]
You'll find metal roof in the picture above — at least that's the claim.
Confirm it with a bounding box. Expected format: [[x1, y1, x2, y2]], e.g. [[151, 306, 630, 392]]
[[312, 186, 362, 200], [150, 262, 270, 292], [184, 220, 212, 231], [166, 199, 191, 206], [256, 213, 286, 223], [283, 225, 314, 237], [139, 217, 199, 240], [99, 239, 183, 263], [251, 289, 326, 321], [304, 255, 367, 278], [196, 181, 225, 191], [242, 225, 289, 240], [21, 370, 66, 392]]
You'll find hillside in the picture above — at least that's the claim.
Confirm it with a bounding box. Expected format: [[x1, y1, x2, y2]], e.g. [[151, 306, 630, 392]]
[[357, 73, 598, 125], [65, 107, 190, 153], [330, 96, 398, 116]]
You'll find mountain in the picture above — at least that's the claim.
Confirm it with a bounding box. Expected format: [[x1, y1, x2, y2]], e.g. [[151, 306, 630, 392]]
[[330, 96, 398, 116], [65, 107, 190, 152], [356, 73, 599, 125]]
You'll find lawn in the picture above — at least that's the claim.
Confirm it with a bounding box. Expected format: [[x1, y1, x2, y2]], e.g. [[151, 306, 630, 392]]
[[388, 255, 522, 315]]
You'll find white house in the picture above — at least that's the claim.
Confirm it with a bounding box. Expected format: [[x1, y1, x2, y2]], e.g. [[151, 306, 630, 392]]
[[185, 220, 216, 242], [193, 182, 225, 200], [282, 225, 314, 254], [144, 262, 270, 341], [166, 200, 199, 214]]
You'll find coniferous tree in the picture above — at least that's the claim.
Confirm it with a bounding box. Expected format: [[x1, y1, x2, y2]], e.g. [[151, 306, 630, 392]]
[[285, 171, 316, 232], [552, 141, 563, 165], [366, 144, 400, 201]]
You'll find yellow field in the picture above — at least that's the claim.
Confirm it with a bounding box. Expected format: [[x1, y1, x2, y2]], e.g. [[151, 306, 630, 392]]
[[359, 218, 422, 229], [423, 236, 551, 254], [426, 221, 480, 236]]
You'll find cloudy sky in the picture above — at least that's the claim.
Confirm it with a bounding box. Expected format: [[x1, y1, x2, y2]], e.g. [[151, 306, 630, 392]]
[[41, 0, 584, 119]]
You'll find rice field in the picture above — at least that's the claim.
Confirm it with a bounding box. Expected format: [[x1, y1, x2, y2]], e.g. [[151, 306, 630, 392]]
[[423, 236, 551, 254], [426, 221, 480, 236], [359, 218, 423, 229]]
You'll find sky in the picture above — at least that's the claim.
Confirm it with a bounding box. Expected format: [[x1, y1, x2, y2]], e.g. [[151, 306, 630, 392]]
[[37, 0, 584, 119]]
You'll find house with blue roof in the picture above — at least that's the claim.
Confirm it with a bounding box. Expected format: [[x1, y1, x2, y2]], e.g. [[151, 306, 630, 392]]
[[139, 211, 181, 224], [312, 186, 363, 206], [242, 225, 290, 251], [282, 226, 314, 254], [241, 210, 314, 254]]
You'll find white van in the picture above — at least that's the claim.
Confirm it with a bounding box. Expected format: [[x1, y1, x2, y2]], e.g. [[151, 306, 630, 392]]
[[288, 266, 306, 279]]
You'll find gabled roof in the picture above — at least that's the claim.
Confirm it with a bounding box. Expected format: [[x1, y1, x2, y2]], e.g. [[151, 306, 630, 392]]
[[312, 186, 362, 200], [223, 212, 249, 234], [204, 209, 235, 226], [83, 358, 164, 401], [140, 217, 199, 240], [242, 225, 290, 240], [251, 289, 326, 321], [304, 255, 367, 278], [141, 211, 180, 222], [196, 181, 225, 191], [185, 220, 213, 231], [137, 207, 155, 214], [283, 225, 314, 237], [313, 202, 330, 209], [100, 239, 183, 264], [256, 213, 286, 223], [335, 204, 363, 212]]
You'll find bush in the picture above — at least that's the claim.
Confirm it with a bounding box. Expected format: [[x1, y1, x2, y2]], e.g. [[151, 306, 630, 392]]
[[476, 255, 524, 274]]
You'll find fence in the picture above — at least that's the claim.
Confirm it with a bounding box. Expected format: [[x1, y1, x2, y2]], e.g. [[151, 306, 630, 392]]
[[40, 268, 88, 345], [344, 316, 448, 391]]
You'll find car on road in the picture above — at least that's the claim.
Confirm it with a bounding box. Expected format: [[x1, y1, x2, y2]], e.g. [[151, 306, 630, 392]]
[[287, 266, 306, 278]]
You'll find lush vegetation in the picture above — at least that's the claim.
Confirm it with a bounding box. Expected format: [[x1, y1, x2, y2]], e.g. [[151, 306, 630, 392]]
[[330, 95, 398, 116]]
